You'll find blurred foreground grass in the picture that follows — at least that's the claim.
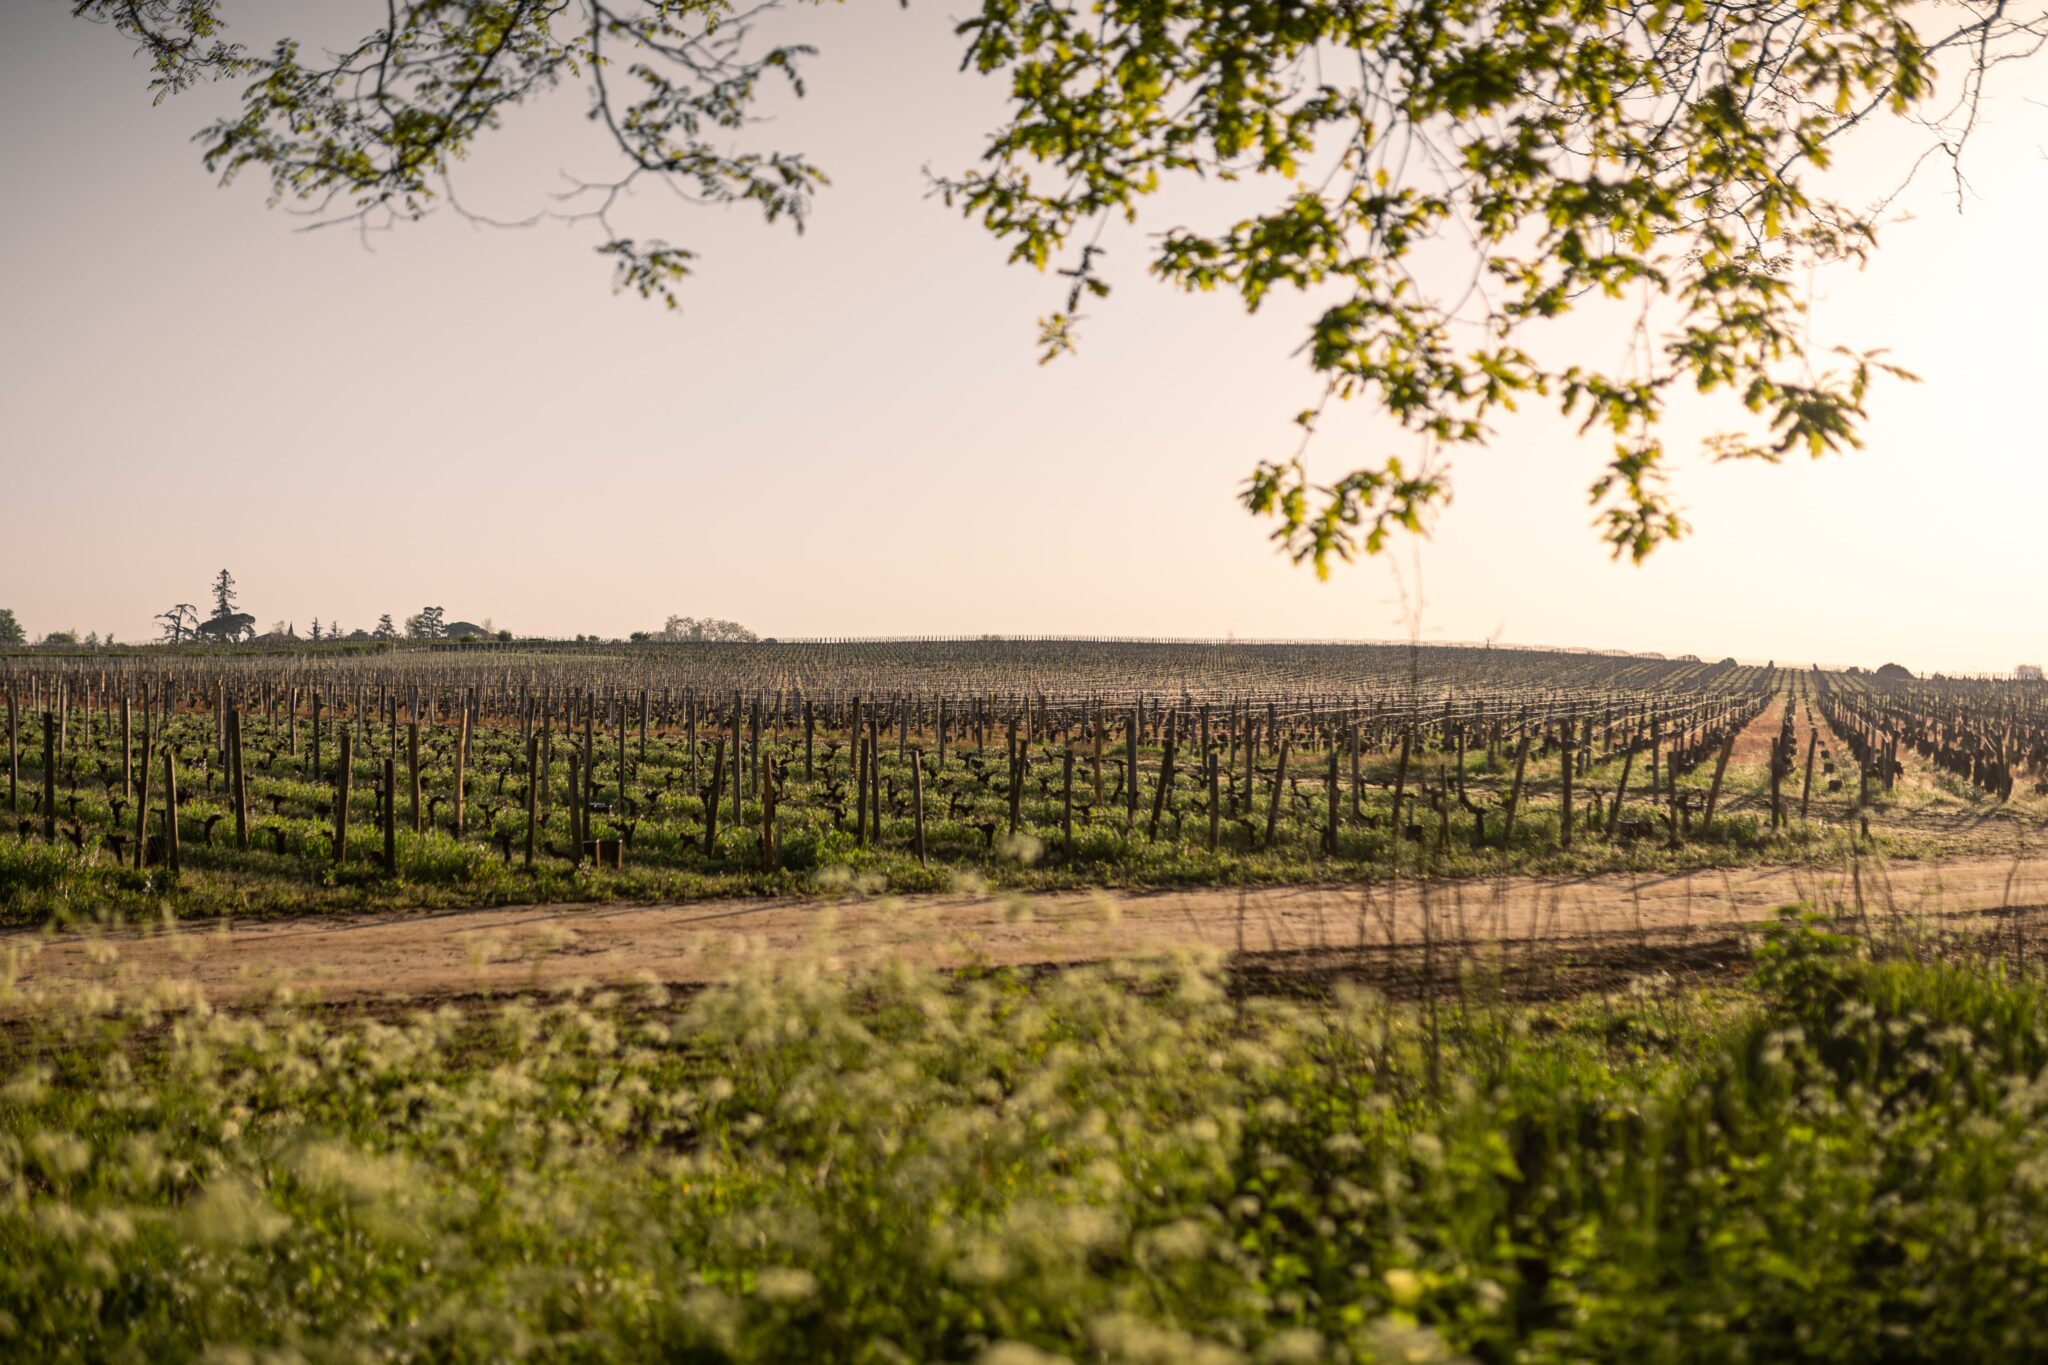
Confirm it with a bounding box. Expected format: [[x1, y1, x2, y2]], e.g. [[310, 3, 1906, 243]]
[[4, 912, 2048, 1361]]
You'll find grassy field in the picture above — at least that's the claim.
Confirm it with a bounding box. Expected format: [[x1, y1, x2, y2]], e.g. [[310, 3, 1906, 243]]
[[7, 911, 2048, 1360]]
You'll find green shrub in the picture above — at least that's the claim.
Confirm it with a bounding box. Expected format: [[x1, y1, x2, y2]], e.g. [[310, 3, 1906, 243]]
[[6, 917, 2048, 1360]]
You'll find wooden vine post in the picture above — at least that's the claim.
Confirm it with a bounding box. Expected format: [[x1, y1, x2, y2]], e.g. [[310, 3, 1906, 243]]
[[582, 701, 597, 812], [1799, 729, 1817, 820], [912, 748, 928, 866], [407, 722, 423, 833], [856, 724, 872, 843], [133, 726, 151, 869], [1146, 715, 1177, 841], [1343, 720, 1359, 818], [1092, 713, 1104, 807], [567, 750, 584, 861], [1606, 742, 1636, 838], [524, 734, 540, 869], [1061, 743, 1075, 854], [1648, 716, 1661, 804], [1207, 750, 1220, 852], [1701, 729, 1736, 835], [854, 730, 868, 846], [731, 695, 744, 812], [42, 712, 57, 840], [686, 700, 697, 789], [848, 694, 862, 796], [1768, 714, 1794, 831], [1008, 719, 1024, 836], [162, 746, 180, 872], [1389, 728, 1412, 844], [703, 739, 723, 858], [1126, 706, 1140, 829], [382, 756, 397, 875], [453, 705, 469, 837], [230, 704, 248, 851], [334, 728, 352, 865], [1500, 732, 1530, 850], [1559, 717, 1574, 850], [1324, 748, 1340, 855], [1263, 736, 1290, 849]]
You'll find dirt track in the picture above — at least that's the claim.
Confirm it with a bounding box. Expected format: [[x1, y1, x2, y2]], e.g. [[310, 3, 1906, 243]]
[[11, 852, 2048, 1004]]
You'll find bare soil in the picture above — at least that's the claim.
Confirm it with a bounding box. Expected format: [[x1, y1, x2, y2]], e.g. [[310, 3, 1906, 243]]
[[12, 852, 2048, 1006]]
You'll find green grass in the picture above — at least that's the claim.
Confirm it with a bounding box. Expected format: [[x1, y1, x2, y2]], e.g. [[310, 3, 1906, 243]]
[[6, 913, 2048, 1360]]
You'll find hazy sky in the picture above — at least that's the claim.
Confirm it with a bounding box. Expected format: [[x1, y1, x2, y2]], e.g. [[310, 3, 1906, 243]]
[[3, 1, 2045, 672]]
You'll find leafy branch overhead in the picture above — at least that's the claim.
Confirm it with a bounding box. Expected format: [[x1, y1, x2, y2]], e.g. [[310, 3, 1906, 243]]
[[80, 0, 2044, 564], [940, 0, 2027, 567], [75, 0, 825, 309]]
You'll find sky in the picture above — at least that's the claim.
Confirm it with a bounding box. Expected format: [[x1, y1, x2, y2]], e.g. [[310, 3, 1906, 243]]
[[2, 1, 2045, 673]]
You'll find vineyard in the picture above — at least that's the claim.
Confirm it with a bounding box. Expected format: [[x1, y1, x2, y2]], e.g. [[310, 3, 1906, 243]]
[[3, 640, 2044, 925], [11, 641, 2048, 1361]]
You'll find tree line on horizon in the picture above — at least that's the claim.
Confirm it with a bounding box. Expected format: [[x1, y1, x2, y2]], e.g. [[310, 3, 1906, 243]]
[[1, 578, 756, 649]]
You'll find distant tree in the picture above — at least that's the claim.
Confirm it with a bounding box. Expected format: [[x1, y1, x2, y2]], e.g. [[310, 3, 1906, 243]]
[[495, 629, 512, 643], [405, 607, 446, 641], [195, 612, 256, 643], [311, 618, 322, 642], [268, 620, 290, 638], [83, 631, 99, 647], [0, 609, 22, 645], [156, 603, 199, 644], [1875, 662, 1915, 682], [42, 630, 79, 646], [373, 614, 396, 640], [211, 569, 238, 621], [658, 615, 758, 643]]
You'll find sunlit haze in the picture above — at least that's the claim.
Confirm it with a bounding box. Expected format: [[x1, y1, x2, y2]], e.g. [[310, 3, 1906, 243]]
[[3, 0, 2044, 672]]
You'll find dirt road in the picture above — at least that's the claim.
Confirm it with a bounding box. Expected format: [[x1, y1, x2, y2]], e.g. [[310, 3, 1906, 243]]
[[10, 852, 2048, 1004]]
